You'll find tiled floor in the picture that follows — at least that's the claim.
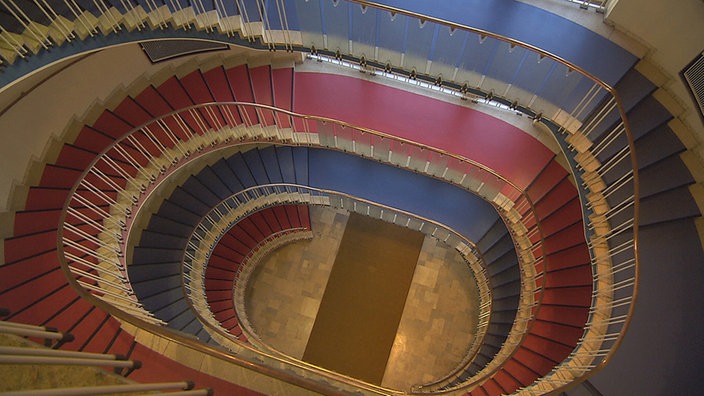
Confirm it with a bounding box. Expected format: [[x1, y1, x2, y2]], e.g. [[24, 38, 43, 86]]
[[245, 206, 480, 391]]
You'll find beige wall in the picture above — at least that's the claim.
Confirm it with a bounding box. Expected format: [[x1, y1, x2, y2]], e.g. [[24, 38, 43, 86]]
[[607, 0, 704, 153]]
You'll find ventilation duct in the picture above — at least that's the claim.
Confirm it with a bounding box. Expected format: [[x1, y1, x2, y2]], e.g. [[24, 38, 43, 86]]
[[140, 40, 228, 63], [682, 51, 704, 122]]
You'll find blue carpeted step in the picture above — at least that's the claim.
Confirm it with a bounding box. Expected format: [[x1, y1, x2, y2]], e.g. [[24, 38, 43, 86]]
[[482, 233, 515, 267], [486, 251, 519, 279], [260, 146, 285, 183], [131, 274, 182, 295], [491, 265, 521, 288], [132, 247, 184, 265], [168, 188, 212, 217], [595, 96, 674, 162], [492, 280, 521, 300], [139, 230, 189, 249], [477, 219, 510, 253], [242, 148, 271, 185], [639, 155, 695, 198], [194, 166, 232, 200], [128, 262, 182, 283], [614, 69, 657, 111], [273, 146, 297, 183], [635, 124, 686, 168], [146, 214, 196, 238], [181, 177, 222, 209], [492, 295, 520, 312], [226, 153, 257, 187], [210, 159, 246, 193], [639, 187, 700, 226], [291, 146, 309, 185]]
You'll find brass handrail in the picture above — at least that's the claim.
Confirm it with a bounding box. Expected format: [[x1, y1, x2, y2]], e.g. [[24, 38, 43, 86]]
[[180, 184, 496, 391], [57, 100, 545, 395], [346, 1, 640, 392]]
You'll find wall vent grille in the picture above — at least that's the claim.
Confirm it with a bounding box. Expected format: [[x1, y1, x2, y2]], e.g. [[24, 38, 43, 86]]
[[682, 51, 704, 122], [140, 40, 228, 63]]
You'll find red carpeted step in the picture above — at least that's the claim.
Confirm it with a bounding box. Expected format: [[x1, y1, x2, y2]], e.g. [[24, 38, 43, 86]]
[[205, 266, 236, 282], [4, 229, 57, 264], [261, 207, 282, 232], [40, 165, 83, 188], [0, 268, 67, 313], [25, 187, 70, 210], [469, 386, 489, 396], [246, 215, 269, 242], [92, 110, 133, 139], [502, 359, 538, 386], [513, 346, 556, 375], [272, 67, 294, 127], [231, 221, 261, 248], [531, 319, 584, 347], [43, 300, 97, 349], [534, 178, 579, 221], [492, 369, 523, 394], [56, 144, 98, 170], [541, 285, 591, 307], [297, 205, 311, 229], [526, 160, 569, 203], [80, 316, 123, 354], [5, 286, 79, 328], [285, 205, 301, 229], [272, 205, 291, 229], [220, 317, 240, 332], [208, 252, 244, 271], [157, 77, 195, 110], [100, 327, 136, 357], [180, 69, 226, 130], [522, 333, 573, 363], [481, 378, 506, 396], [249, 211, 274, 236], [202, 65, 244, 126], [545, 244, 591, 272], [134, 85, 174, 118], [208, 300, 233, 314], [127, 343, 265, 395], [112, 96, 155, 127], [249, 65, 276, 126], [0, 250, 60, 291], [213, 234, 250, 258], [540, 198, 583, 237], [13, 209, 61, 236], [536, 304, 589, 328], [544, 265, 592, 288], [226, 64, 258, 125], [204, 290, 232, 303], [543, 221, 587, 255], [205, 278, 232, 292], [72, 125, 117, 154], [134, 85, 192, 141], [69, 310, 113, 351]]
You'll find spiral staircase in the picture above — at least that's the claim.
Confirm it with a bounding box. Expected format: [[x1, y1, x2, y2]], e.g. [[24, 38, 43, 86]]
[[1, 1, 703, 395]]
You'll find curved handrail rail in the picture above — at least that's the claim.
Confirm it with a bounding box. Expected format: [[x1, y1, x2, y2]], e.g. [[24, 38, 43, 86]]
[[4, 0, 637, 392], [330, 1, 640, 392], [56, 100, 546, 394], [181, 183, 494, 382]]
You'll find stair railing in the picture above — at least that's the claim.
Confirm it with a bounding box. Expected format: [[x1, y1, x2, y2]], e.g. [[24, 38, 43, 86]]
[[0, 316, 211, 395], [179, 183, 493, 372], [57, 101, 546, 395], [292, 1, 639, 392]]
